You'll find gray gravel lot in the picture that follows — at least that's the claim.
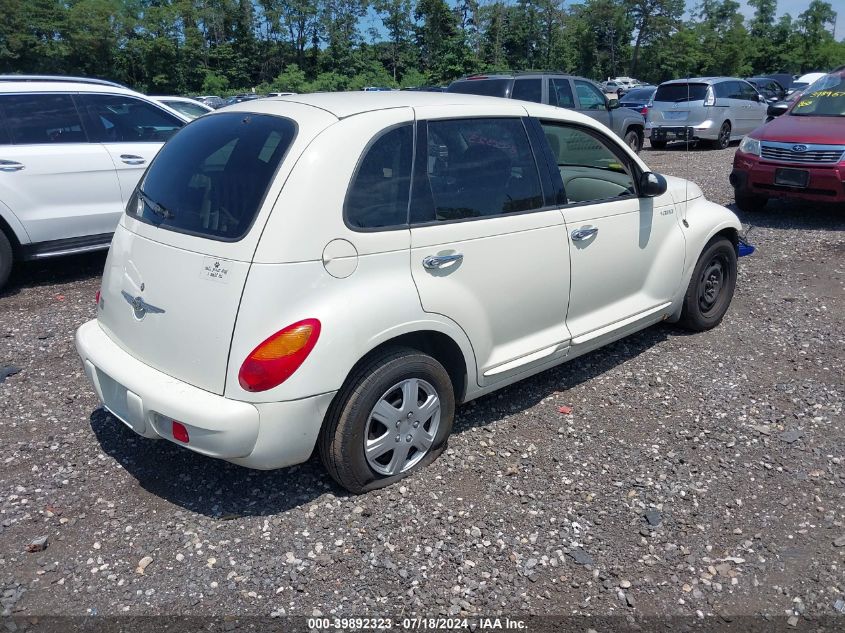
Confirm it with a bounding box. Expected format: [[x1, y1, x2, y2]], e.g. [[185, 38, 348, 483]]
[[1, 142, 843, 624]]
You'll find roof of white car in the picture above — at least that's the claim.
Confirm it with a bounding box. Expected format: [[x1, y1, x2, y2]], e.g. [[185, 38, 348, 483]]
[[254, 91, 533, 119], [0, 78, 138, 95]]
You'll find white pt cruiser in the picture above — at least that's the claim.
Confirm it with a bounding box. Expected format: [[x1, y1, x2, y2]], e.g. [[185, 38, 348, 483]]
[[76, 93, 742, 493]]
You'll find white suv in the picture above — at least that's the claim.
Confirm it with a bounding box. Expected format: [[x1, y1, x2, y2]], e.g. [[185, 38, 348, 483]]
[[75, 92, 742, 493], [0, 76, 188, 289]]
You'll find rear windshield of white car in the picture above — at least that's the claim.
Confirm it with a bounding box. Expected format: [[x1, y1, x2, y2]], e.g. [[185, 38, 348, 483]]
[[448, 79, 511, 98], [127, 112, 296, 241], [654, 83, 708, 103]]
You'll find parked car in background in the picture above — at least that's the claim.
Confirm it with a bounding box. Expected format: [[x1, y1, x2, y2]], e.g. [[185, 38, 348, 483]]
[[151, 96, 213, 120], [601, 80, 626, 96], [0, 75, 188, 290], [647, 77, 768, 149], [764, 73, 795, 92], [363, 86, 393, 91], [195, 95, 225, 109], [619, 85, 657, 117], [745, 77, 786, 103], [223, 94, 260, 107], [448, 73, 646, 152], [267, 92, 297, 97], [75, 91, 742, 493], [731, 66, 845, 211], [790, 72, 827, 95]]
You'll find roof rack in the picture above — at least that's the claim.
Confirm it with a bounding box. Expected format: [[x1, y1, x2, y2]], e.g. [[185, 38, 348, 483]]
[[0, 75, 126, 89], [461, 70, 575, 80]]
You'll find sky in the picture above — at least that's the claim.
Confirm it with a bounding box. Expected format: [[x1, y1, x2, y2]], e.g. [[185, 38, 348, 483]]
[[721, 0, 843, 38]]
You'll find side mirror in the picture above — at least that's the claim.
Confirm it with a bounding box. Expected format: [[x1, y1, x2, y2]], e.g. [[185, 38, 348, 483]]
[[767, 102, 789, 117], [607, 97, 620, 110], [758, 94, 767, 103], [639, 171, 667, 198]]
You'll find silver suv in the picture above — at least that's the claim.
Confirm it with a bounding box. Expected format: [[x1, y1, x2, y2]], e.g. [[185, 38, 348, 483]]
[[647, 77, 768, 149]]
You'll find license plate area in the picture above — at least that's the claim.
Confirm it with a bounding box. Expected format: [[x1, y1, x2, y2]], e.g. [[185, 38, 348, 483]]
[[774, 168, 809, 188]]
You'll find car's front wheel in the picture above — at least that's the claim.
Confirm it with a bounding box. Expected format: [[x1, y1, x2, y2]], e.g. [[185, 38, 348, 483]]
[[319, 347, 455, 493], [0, 230, 13, 292], [677, 236, 737, 331]]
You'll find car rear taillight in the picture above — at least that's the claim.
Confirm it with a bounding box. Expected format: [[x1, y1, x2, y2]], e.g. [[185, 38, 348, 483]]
[[640, 106, 648, 117], [95, 289, 101, 305], [238, 319, 321, 392]]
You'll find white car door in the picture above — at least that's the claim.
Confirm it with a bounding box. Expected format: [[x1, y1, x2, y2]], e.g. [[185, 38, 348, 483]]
[[538, 120, 685, 345], [75, 93, 185, 204], [409, 108, 572, 387], [0, 92, 123, 245]]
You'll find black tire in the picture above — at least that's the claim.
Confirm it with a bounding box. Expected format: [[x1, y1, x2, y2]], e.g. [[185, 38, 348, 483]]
[[712, 121, 731, 150], [650, 139, 667, 150], [319, 347, 455, 494], [735, 192, 768, 212], [0, 230, 12, 292], [624, 128, 643, 153], [677, 237, 737, 331]]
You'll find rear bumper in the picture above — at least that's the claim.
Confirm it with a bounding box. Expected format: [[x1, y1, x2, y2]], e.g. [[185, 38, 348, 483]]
[[731, 153, 845, 203], [75, 319, 336, 470]]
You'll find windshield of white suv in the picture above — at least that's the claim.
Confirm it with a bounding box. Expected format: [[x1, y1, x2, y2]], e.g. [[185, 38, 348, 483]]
[[791, 75, 845, 117], [127, 112, 296, 241], [654, 83, 708, 102]]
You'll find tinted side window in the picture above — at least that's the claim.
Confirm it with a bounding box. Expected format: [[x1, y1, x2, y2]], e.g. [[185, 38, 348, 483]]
[[574, 80, 606, 110], [540, 122, 635, 204], [0, 94, 86, 144], [345, 125, 413, 229], [0, 107, 9, 145], [740, 82, 758, 101], [418, 118, 543, 222], [512, 78, 542, 103], [78, 94, 184, 143], [549, 78, 575, 108]]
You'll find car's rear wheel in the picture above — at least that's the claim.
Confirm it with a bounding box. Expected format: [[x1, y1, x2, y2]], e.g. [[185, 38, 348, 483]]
[[624, 128, 643, 153], [735, 192, 768, 212], [319, 347, 455, 494], [712, 121, 731, 150], [650, 139, 667, 150], [0, 230, 13, 292], [677, 237, 737, 331]]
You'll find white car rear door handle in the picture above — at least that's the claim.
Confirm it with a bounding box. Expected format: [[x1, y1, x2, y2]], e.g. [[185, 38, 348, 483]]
[[571, 227, 599, 241], [423, 253, 463, 269], [0, 160, 25, 172], [120, 154, 146, 165]]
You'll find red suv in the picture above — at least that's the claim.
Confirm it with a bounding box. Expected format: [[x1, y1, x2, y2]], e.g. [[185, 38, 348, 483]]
[[731, 66, 845, 211]]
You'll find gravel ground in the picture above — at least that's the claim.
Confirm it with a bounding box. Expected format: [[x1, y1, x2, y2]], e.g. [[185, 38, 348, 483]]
[[1, 142, 843, 626]]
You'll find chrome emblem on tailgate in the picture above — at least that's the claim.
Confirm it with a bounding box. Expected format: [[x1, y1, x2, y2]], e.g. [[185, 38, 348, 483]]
[[121, 290, 165, 319]]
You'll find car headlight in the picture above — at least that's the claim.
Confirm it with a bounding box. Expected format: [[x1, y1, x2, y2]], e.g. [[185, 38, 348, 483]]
[[739, 137, 761, 156]]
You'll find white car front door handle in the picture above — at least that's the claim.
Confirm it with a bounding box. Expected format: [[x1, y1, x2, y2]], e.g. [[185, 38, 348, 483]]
[[120, 154, 146, 165], [423, 253, 463, 269], [0, 160, 25, 172]]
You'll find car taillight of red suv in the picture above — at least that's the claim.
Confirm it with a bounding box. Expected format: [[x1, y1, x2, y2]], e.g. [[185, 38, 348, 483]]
[[730, 67, 845, 212]]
